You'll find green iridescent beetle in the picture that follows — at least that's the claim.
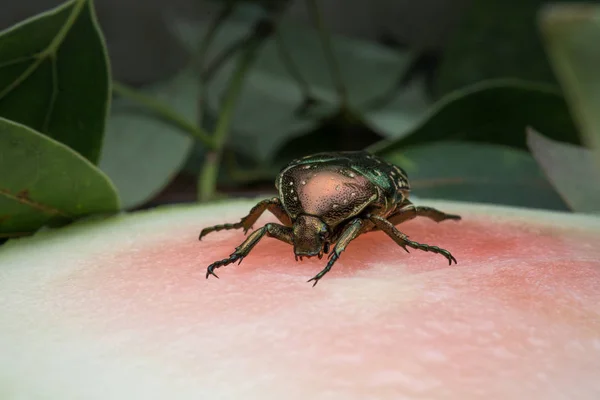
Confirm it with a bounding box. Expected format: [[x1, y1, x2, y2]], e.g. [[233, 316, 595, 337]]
[[199, 151, 461, 286]]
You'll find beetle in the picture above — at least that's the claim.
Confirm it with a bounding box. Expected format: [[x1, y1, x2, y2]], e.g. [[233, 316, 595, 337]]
[[199, 150, 461, 286]]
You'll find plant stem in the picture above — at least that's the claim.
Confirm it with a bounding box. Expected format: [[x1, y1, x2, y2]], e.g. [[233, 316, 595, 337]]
[[191, 0, 236, 72], [202, 39, 247, 82], [275, 29, 313, 100], [188, 0, 237, 155], [197, 20, 271, 202], [111, 81, 215, 149], [306, 0, 348, 106], [224, 151, 279, 183]]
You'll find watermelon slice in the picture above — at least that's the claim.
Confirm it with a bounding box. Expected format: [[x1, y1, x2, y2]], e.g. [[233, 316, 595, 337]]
[[1, 199, 599, 399]]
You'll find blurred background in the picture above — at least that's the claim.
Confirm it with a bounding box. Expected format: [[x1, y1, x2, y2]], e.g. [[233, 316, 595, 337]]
[[1, 0, 599, 238]]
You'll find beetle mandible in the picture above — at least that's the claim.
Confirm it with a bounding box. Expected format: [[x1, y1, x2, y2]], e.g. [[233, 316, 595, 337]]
[[199, 151, 461, 286]]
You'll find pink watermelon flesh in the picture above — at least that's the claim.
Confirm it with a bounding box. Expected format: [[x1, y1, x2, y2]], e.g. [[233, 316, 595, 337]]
[[1, 199, 600, 399]]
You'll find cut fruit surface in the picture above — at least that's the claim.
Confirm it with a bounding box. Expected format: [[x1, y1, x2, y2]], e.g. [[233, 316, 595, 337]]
[[1, 199, 599, 399]]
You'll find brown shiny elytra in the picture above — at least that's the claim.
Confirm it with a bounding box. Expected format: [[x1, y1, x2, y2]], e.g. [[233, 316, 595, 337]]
[[199, 151, 461, 286]]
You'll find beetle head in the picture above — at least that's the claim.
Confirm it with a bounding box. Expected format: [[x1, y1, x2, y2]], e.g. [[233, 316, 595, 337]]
[[293, 215, 329, 259]]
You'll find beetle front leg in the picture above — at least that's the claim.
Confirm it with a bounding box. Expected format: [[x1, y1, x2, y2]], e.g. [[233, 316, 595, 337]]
[[206, 223, 293, 279], [199, 197, 292, 240], [369, 214, 457, 265], [388, 200, 461, 225], [307, 218, 366, 287]]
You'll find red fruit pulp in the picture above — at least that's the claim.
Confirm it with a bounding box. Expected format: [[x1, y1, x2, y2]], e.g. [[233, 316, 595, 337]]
[[0, 199, 599, 399]]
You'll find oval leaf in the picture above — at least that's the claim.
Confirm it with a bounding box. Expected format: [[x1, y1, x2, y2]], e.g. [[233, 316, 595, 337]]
[[383, 141, 568, 210], [539, 3, 600, 164], [99, 72, 196, 209], [434, 0, 559, 96], [0, 117, 119, 236], [368, 79, 580, 156], [527, 128, 600, 214], [0, 0, 110, 164]]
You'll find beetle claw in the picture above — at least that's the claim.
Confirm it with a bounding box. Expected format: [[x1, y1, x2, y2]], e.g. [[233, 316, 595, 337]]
[[205, 268, 220, 279]]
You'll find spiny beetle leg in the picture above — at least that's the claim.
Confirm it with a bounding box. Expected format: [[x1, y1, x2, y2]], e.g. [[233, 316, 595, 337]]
[[369, 214, 457, 265], [199, 198, 291, 240], [307, 218, 364, 287], [205, 223, 293, 280], [206, 254, 243, 279], [307, 253, 340, 287], [388, 200, 461, 226]]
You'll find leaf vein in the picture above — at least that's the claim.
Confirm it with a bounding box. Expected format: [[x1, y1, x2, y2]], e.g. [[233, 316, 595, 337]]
[[0, 188, 72, 218]]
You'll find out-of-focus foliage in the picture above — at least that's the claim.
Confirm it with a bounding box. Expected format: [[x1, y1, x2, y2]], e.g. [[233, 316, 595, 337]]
[[386, 140, 567, 210], [1, 0, 599, 238], [368, 79, 580, 156], [527, 128, 600, 213], [539, 3, 600, 166], [99, 71, 198, 209], [434, 0, 572, 97], [174, 12, 428, 164]]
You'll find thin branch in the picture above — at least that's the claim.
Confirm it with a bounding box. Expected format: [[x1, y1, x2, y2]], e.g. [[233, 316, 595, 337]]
[[201, 38, 247, 83], [197, 19, 273, 202], [112, 81, 215, 149], [191, 0, 236, 72], [224, 151, 279, 183], [190, 0, 236, 132], [305, 0, 348, 106], [275, 29, 314, 100]]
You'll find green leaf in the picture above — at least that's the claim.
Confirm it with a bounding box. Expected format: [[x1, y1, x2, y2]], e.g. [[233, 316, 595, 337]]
[[209, 58, 318, 163], [272, 109, 384, 168], [0, 117, 119, 236], [434, 0, 563, 96], [99, 72, 196, 210], [363, 78, 431, 138], [526, 128, 600, 214], [382, 141, 568, 211], [0, 0, 110, 164], [368, 79, 580, 157], [539, 3, 600, 165], [197, 16, 418, 162]]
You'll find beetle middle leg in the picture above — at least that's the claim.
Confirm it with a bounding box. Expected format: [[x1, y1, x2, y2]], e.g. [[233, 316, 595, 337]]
[[307, 218, 367, 287], [388, 200, 461, 225], [369, 214, 457, 265], [199, 197, 291, 240], [206, 223, 293, 279]]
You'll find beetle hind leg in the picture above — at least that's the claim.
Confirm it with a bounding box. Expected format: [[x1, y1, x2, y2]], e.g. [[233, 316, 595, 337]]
[[206, 223, 293, 279], [388, 200, 461, 226], [199, 197, 291, 240], [369, 214, 457, 265]]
